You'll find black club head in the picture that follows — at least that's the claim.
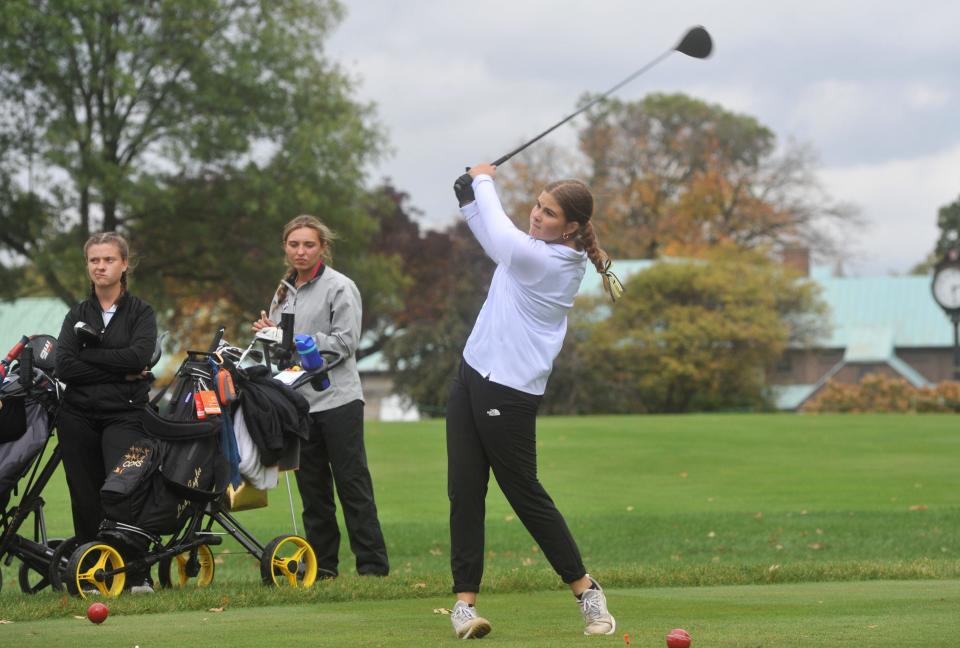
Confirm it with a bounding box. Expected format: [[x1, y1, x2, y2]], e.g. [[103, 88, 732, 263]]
[[675, 26, 713, 59]]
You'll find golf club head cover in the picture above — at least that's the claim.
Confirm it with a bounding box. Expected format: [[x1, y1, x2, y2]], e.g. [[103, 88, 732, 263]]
[[454, 172, 475, 207], [74, 321, 102, 347]]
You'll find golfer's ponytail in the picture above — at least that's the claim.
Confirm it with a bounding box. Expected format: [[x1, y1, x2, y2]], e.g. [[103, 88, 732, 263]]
[[274, 269, 297, 309], [545, 179, 623, 303], [579, 222, 623, 303]]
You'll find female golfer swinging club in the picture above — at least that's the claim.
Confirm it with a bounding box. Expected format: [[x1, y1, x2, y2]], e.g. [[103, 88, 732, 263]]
[[446, 165, 622, 639]]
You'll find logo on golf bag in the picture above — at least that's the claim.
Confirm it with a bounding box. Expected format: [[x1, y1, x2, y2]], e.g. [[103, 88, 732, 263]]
[[113, 445, 150, 475]]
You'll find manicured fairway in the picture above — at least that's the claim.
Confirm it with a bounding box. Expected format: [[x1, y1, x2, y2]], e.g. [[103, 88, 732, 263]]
[[1, 580, 957, 647], [1, 413, 958, 637]]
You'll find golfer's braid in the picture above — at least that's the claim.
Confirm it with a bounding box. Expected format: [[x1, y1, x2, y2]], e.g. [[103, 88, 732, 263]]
[[275, 269, 296, 307], [579, 221, 610, 274]]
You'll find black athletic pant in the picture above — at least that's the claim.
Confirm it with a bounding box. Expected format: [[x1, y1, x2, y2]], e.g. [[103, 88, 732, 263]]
[[57, 405, 145, 541], [295, 399, 389, 576], [446, 360, 587, 593]]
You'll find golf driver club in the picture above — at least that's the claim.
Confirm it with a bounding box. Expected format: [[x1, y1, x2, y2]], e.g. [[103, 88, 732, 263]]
[[490, 25, 713, 167]]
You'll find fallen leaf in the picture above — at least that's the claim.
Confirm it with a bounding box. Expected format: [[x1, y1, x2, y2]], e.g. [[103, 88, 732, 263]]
[[73, 616, 85, 620], [504, 515, 514, 522], [429, 547, 442, 556], [754, 512, 764, 519], [626, 505, 635, 512], [807, 543, 824, 550], [679, 472, 688, 478], [521, 557, 535, 566], [413, 582, 427, 589], [0, 619, 13, 624], [815, 528, 824, 535], [707, 531, 716, 538], [768, 564, 781, 573], [433, 608, 452, 615], [208, 607, 225, 613], [909, 504, 928, 511], [868, 625, 878, 629]]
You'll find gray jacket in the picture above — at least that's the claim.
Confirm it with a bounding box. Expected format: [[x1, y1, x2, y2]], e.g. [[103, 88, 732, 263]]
[[269, 265, 364, 412]]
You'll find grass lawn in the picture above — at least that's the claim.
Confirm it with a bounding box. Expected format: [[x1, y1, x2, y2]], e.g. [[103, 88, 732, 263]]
[[1, 580, 958, 647], [1, 413, 958, 631]]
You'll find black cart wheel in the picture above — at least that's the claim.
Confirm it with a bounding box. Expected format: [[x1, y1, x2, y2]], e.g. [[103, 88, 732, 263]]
[[47, 535, 82, 592], [158, 544, 215, 588], [259, 535, 317, 588], [65, 541, 126, 598], [17, 538, 62, 594]]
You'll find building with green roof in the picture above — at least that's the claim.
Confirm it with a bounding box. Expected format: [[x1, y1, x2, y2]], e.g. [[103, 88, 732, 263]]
[[578, 255, 954, 410]]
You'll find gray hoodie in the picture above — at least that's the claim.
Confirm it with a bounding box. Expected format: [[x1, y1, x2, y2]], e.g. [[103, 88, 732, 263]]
[[269, 265, 364, 412]]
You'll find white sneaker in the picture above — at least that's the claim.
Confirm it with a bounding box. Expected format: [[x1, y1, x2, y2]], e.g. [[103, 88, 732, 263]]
[[450, 600, 491, 639], [129, 580, 155, 595], [578, 576, 616, 636]]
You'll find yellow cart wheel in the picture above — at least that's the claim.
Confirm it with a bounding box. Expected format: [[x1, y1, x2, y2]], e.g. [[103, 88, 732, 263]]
[[259, 535, 317, 589], [158, 544, 215, 588], [65, 541, 126, 598]]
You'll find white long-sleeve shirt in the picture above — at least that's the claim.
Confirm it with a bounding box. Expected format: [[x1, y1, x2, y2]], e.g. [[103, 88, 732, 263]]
[[461, 174, 587, 395]]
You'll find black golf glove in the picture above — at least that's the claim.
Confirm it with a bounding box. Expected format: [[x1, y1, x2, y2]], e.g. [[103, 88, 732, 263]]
[[453, 173, 475, 207]]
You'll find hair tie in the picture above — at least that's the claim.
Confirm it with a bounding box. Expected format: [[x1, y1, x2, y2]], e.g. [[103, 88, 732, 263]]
[[600, 259, 624, 303]]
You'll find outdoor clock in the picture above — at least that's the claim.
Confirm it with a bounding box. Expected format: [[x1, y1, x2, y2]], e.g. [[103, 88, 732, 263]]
[[932, 261, 960, 313]]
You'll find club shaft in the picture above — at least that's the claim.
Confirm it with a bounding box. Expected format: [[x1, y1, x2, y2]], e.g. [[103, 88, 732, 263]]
[[492, 47, 674, 166]]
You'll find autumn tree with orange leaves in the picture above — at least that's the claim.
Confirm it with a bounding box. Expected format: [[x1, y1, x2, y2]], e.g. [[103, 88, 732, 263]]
[[496, 93, 857, 262]]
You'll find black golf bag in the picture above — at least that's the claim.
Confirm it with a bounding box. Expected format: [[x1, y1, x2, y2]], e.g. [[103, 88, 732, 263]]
[[101, 352, 228, 539], [0, 337, 59, 513]]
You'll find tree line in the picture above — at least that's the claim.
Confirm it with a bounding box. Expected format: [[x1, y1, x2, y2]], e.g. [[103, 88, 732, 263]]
[[4, 1, 946, 414]]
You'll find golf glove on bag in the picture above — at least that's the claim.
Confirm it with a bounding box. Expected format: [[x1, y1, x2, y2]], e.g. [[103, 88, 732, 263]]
[[454, 173, 475, 207]]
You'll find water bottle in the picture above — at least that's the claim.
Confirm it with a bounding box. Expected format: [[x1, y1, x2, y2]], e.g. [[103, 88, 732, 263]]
[[294, 334, 324, 371]]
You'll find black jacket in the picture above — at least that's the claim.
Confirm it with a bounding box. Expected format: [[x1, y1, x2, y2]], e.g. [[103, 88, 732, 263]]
[[236, 365, 310, 466], [56, 292, 158, 413]]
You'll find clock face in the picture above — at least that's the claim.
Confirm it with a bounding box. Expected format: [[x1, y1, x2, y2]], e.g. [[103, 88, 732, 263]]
[[933, 265, 960, 310]]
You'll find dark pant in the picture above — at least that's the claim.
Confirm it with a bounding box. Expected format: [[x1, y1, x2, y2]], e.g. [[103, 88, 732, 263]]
[[57, 405, 146, 541], [295, 399, 389, 576], [446, 360, 586, 593]]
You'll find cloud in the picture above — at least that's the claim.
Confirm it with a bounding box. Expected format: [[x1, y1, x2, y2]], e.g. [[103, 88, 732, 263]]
[[326, 1, 960, 275], [821, 144, 960, 275]]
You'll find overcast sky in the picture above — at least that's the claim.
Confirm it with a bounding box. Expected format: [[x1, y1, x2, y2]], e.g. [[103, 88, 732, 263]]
[[326, 0, 960, 276]]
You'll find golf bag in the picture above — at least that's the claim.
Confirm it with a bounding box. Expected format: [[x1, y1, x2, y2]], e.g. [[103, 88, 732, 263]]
[[0, 337, 59, 513], [101, 351, 228, 538]]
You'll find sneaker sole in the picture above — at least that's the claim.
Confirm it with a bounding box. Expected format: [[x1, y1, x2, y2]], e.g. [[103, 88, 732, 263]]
[[584, 614, 616, 636], [459, 619, 492, 639]]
